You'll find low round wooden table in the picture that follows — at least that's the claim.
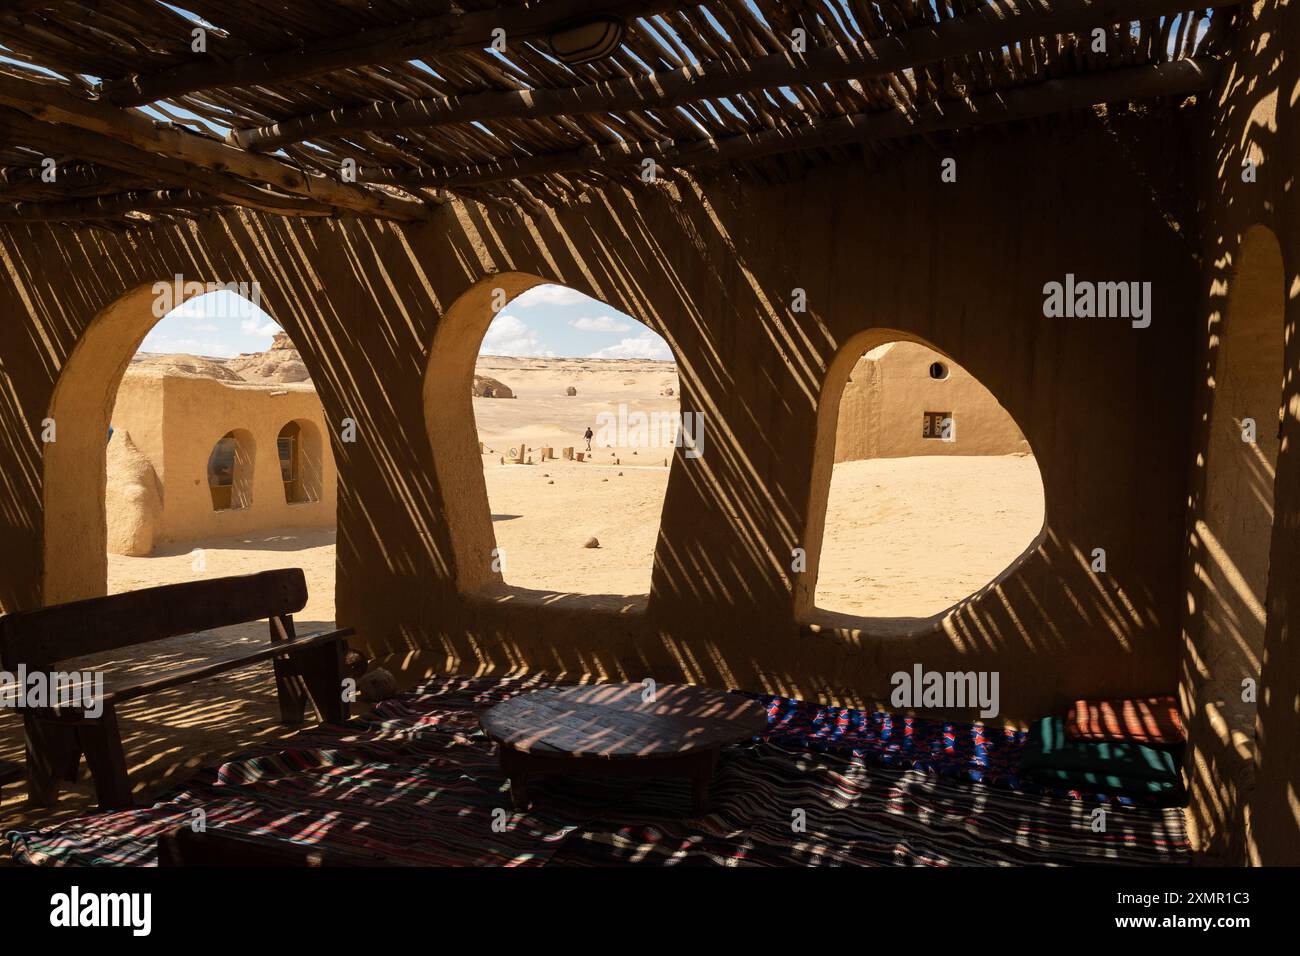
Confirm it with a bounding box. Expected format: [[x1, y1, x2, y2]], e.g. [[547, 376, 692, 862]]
[[480, 683, 768, 814]]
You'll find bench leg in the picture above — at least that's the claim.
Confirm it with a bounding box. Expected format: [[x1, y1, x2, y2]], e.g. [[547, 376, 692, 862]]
[[24, 713, 82, 806], [287, 640, 350, 724], [272, 654, 309, 726], [76, 705, 133, 810]]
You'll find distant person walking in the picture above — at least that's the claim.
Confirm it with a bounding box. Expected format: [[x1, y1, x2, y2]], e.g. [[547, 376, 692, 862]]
[[584, 426, 593, 452]]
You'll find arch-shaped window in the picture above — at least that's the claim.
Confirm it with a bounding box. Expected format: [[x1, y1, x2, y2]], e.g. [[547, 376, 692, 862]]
[[1198, 226, 1286, 739], [208, 429, 255, 511], [425, 277, 679, 599], [45, 280, 338, 617], [278, 419, 325, 504], [805, 337, 1044, 621]]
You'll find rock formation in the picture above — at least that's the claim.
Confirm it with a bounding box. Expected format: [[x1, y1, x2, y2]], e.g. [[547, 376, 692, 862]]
[[131, 353, 244, 382], [472, 374, 514, 398], [226, 331, 311, 384]]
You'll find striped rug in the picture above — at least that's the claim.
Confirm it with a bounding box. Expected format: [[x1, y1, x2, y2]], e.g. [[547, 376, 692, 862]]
[[5, 675, 1190, 866]]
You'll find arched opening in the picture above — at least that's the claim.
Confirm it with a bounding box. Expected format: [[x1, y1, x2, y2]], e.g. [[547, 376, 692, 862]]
[[424, 276, 679, 601], [1194, 225, 1286, 857], [207, 429, 255, 511], [802, 334, 1045, 622], [278, 419, 324, 504], [45, 283, 337, 623]]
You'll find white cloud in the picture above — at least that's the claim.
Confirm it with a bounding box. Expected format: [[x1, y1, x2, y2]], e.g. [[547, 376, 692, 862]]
[[511, 284, 588, 308], [569, 315, 631, 333], [240, 318, 281, 337], [168, 289, 261, 322], [587, 333, 672, 361], [480, 314, 556, 357], [139, 334, 232, 357]]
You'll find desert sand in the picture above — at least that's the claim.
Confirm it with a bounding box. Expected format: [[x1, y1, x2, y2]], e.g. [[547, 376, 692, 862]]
[[108, 454, 1043, 620], [105, 354, 1045, 620], [471, 354, 682, 463]]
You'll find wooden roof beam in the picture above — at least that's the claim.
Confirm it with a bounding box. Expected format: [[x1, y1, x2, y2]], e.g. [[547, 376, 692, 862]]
[[361, 58, 1218, 189], [0, 163, 146, 191], [0, 110, 339, 218], [0, 73, 430, 220], [0, 189, 217, 221], [101, 0, 683, 108], [232, 0, 1239, 152]]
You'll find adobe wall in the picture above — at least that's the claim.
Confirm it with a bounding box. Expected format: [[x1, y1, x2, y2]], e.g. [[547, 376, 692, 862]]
[[833, 342, 1030, 462], [1180, 1, 1300, 865], [0, 106, 1199, 735], [106, 368, 336, 553]]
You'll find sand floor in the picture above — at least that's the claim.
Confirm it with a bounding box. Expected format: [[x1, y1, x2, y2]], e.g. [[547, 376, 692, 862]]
[[101, 452, 1044, 620], [0, 452, 1043, 829]]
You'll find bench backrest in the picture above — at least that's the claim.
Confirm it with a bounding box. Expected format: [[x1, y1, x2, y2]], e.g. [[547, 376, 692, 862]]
[[0, 569, 308, 668]]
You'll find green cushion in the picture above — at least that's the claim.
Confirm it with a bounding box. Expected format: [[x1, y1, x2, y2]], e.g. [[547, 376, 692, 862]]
[[1023, 767, 1179, 796], [1020, 716, 1180, 785]]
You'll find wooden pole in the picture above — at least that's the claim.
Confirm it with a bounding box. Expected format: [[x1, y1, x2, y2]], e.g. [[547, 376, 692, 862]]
[[0, 190, 218, 221], [362, 58, 1219, 189], [233, 0, 1237, 152], [0, 74, 430, 221], [0, 110, 339, 218], [102, 0, 683, 108]]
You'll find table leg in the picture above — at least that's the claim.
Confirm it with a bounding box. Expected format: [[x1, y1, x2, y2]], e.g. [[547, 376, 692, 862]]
[[690, 749, 720, 815], [509, 771, 530, 810], [498, 745, 531, 809], [691, 774, 710, 815]]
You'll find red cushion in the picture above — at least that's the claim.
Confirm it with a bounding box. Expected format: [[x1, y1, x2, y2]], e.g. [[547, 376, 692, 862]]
[[1067, 696, 1184, 745]]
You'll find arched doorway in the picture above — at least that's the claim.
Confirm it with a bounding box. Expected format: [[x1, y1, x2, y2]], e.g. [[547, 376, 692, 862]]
[[800, 331, 1045, 622], [45, 282, 337, 619], [207, 429, 256, 511], [277, 419, 325, 504], [1199, 226, 1285, 698], [424, 275, 680, 601], [1193, 225, 1287, 863]]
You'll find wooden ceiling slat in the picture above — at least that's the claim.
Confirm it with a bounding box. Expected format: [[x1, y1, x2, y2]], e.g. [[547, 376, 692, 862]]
[[0, 0, 1242, 221], [361, 57, 1218, 189], [101, 0, 683, 107], [230, 0, 1237, 152]]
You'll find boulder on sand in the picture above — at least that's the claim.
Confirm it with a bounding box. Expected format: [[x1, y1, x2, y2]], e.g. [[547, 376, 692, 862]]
[[105, 430, 163, 556], [472, 374, 514, 398]]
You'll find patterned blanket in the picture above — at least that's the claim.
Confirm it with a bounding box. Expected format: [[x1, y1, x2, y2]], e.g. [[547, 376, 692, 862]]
[[5, 675, 1190, 866]]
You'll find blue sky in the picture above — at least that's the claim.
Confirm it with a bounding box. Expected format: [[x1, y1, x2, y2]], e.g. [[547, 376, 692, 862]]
[[481, 285, 671, 360], [139, 284, 672, 360], [139, 289, 282, 357]]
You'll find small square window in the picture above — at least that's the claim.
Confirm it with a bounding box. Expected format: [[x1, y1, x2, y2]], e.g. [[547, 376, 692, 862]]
[[923, 411, 953, 440]]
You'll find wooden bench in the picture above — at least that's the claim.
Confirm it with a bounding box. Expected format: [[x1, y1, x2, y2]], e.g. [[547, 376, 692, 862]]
[[0, 568, 353, 810]]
